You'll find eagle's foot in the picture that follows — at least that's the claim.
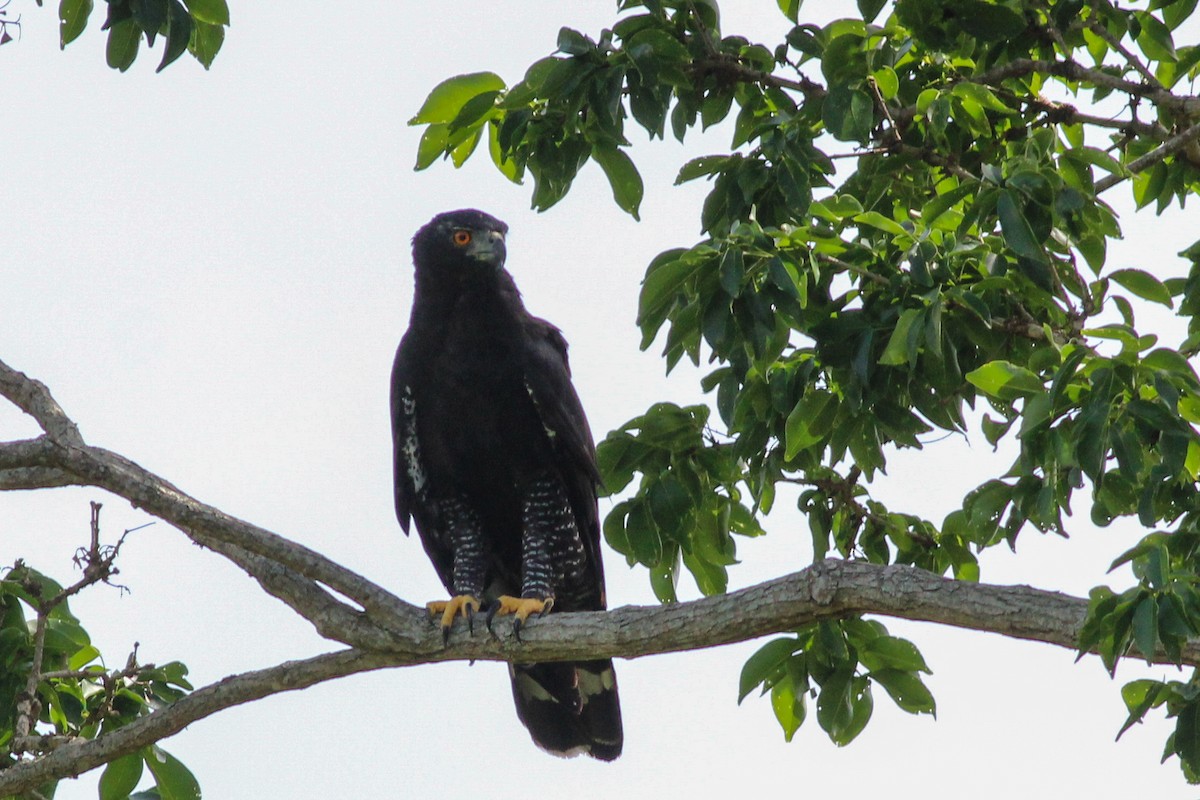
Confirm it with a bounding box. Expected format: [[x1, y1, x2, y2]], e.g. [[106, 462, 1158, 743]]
[[427, 595, 480, 644], [487, 595, 553, 641]]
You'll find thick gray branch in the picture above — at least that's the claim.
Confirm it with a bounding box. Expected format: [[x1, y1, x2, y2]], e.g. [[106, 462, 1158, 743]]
[[364, 558, 1200, 667], [0, 363, 83, 447]]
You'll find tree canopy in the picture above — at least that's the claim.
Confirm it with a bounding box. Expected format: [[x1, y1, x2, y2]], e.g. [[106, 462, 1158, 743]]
[[6, 0, 1200, 796], [414, 0, 1200, 778]]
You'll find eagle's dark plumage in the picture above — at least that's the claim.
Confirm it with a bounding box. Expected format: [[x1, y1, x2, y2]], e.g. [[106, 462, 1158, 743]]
[[391, 209, 623, 761]]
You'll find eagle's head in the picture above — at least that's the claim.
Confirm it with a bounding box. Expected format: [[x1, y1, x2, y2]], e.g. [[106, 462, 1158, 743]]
[[412, 209, 509, 275]]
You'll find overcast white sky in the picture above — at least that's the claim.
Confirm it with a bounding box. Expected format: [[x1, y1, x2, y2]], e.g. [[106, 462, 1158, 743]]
[[4, 1, 1200, 797]]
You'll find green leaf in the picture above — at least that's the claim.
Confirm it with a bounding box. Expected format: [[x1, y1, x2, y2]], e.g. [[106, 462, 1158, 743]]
[[1068, 146, 1126, 178], [1119, 679, 1166, 739], [487, 120, 523, 183], [879, 308, 922, 366], [1132, 595, 1159, 660], [957, 0, 1026, 40], [836, 677, 874, 745], [770, 677, 805, 741], [414, 123, 450, 170], [106, 18, 140, 71], [860, 636, 931, 673], [1144, 348, 1199, 383], [1135, 11, 1177, 62], [649, 558, 679, 603], [132, 0, 166, 46], [871, 668, 937, 715], [602, 502, 633, 556], [871, 67, 898, 100], [1109, 268, 1174, 307], [637, 248, 702, 334], [777, 0, 800, 22], [997, 189, 1048, 264], [823, 84, 874, 143], [156, 0, 192, 73], [409, 72, 506, 126], [855, 210, 909, 238], [858, 0, 887, 23], [815, 666, 854, 738], [59, 0, 93, 48], [739, 638, 799, 702], [557, 26, 592, 55], [676, 155, 730, 185], [187, 20, 224, 69], [182, 0, 228, 25], [966, 361, 1044, 400], [141, 746, 200, 800], [100, 753, 145, 800], [625, 501, 664, 566], [785, 390, 837, 458], [951, 82, 1014, 113], [68, 643, 100, 670], [592, 145, 644, 220], [449, 128, 481, 168]]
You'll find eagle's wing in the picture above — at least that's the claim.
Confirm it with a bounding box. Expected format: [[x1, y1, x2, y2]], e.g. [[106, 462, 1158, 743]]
[[390, 337, 452, 588], [521, 317, 606, 602]]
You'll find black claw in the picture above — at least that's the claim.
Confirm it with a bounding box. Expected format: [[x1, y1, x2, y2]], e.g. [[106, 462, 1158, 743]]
[[466, 604, 476, 635], [441, 623, 451, 646], [512, 615, 524, 642], [485, 603, 500, 633]]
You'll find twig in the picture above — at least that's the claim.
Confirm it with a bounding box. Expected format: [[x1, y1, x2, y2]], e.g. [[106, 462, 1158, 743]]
[[814, 252, 890, 288], [1087, 19, 1162, 90], [866, 75, 901, 147], [10, 503, 134, 753], [896, 144, 980, 184], [1095, 118, 1200, 192]]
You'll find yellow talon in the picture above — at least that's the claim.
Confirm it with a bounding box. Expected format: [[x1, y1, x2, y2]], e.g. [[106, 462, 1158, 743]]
[[427, 595, 480, 641], [492, 595, 554, 624]]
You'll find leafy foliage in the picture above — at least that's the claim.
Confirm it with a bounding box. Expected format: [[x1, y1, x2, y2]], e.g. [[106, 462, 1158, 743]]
[[413, 0, 1200, 779], [50, 0, 229, 71], [738, 619, 934, 746], [0, 562, 196, 800]]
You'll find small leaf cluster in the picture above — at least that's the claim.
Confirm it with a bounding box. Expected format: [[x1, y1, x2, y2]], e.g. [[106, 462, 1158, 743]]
[[55, 0, 229, 72], [0, 563, 197, 800], [738, 618, 934, 745], [1078, 524, 1200, 778], [597, 402, 763, 599], [1118, 671, 1200, 782]]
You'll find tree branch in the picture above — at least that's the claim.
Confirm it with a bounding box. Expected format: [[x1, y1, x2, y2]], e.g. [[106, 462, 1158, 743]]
[[1, 557, 1192, 797], [0, 649, 405, 798], [970, 58, 1200, 113], [1095, 119, 1200, 192], [0, 363, 82, 447], [5, 360, 1198, 794], [1086, 19, 1162, 90]]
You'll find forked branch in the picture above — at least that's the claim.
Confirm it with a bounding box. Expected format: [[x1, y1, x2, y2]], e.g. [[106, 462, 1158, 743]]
[[1, 358, 1193, 798]]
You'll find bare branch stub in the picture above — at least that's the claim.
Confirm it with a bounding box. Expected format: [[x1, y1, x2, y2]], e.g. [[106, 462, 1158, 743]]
[[9, 504, 139, 756]]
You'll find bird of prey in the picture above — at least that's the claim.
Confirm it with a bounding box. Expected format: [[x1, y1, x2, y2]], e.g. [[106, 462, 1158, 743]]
[[390, 209, 623, 761]]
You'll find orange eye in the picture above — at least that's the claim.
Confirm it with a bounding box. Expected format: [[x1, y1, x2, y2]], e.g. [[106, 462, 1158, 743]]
[[452, 230, 472, 246]]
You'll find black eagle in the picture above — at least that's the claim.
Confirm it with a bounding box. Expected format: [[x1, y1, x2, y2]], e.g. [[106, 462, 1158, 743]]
[[390, 209, 623, 761]]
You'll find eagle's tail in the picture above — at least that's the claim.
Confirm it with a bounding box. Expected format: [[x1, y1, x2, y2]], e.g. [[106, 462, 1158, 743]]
[[508, 659, 623, 761]]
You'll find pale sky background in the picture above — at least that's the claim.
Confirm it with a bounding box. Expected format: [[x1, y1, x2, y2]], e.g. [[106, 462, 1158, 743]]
[[3, 1, 1200, 797]]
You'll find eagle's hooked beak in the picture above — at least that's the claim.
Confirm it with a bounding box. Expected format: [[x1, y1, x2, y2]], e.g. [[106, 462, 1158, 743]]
[[468, 229, 507, 267]]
